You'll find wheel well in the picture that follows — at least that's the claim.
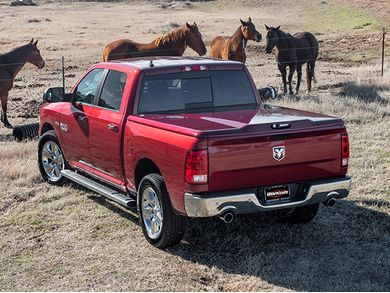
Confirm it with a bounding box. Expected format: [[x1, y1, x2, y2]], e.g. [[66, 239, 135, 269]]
[[41, 123, 54, 135], [135, 158, 161, 189]]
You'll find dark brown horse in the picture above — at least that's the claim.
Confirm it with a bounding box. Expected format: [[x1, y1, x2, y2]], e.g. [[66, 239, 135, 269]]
[[265, 25, 318, 94], [102, 22, 207, 61], [0, 39, 45, 128], [210, 18, 262, 63]]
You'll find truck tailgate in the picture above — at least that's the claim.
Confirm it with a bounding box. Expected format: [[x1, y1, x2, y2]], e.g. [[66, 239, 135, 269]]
[[207, 121, 343, 192]]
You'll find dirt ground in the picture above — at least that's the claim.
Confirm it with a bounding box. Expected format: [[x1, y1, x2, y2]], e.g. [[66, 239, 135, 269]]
[[0, 0, 389, 291]]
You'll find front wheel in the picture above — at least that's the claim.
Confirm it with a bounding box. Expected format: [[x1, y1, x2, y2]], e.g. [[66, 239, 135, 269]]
[[137, 174, 186, 248], [37, 130, 68, 186], [266, 204, 320, 224]]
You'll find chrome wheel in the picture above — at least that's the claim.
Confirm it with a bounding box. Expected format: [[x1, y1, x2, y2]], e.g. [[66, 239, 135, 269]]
[[141, 187, 163, 240], [41, 141, 64, 181]]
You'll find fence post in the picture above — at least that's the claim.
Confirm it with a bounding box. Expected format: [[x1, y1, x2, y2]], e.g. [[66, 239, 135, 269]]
[[61, 56, 65, 90], [381, 28, 385, 77]]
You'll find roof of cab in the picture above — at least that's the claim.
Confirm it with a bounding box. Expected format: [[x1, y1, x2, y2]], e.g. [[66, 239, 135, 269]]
[[100, 56, 244, 73]]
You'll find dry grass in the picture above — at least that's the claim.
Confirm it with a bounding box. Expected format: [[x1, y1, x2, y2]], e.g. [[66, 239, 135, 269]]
[[0, 0, 390, 291]]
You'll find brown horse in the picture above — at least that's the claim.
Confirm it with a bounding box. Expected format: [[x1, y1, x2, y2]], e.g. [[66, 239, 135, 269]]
[[0, 39, 45, 128], [265, 25, 318, 95], [102, 22, 207, 61], [210, 18, 262, 63]]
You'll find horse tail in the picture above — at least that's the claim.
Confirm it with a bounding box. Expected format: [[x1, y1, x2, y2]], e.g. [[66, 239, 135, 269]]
[[307, 33, 318, 84], [309, 60, 317, 83], [304, 32, 318, 92], [102, 45, 109, 62], [306, 60, 316, 92], [310, 61, 317, 83]]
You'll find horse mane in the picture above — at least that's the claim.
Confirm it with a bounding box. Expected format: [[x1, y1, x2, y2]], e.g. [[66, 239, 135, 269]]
[[154, 26, 188, 47], [277, 29, 293, 39], [0, 43, 31, 59], [227, 26, 246, 50], [276, 29, 296, 49]]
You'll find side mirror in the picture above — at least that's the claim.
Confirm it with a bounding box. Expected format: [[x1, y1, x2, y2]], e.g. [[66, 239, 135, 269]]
[[258, 86, 277, 100], [43, 87, 73, 103], [43, 87, 64, 103]]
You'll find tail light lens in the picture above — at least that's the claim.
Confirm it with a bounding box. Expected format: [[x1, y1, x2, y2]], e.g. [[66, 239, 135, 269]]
[[341, 132, 349, 167], [182, 65, 208, 72], [185, 149, 208, 184]]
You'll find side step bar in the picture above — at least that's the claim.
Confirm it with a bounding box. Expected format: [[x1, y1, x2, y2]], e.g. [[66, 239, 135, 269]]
[[61, 169, 135, 208]]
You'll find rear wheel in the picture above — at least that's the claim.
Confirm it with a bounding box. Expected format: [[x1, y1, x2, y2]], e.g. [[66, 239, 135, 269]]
[[138, 174, 186, 248], [266, 204, 320, 224], [38, 130, 68, 186]]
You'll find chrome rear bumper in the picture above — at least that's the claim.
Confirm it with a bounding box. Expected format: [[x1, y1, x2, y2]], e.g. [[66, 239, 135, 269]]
[[184, 177, 351, 217]]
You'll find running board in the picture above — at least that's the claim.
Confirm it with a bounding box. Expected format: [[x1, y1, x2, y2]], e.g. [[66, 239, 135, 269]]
[[61, 169, 135, 207]]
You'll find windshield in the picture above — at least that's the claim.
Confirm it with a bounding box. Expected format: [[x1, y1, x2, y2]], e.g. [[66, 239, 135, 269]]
[[138, 70, 256, 114]]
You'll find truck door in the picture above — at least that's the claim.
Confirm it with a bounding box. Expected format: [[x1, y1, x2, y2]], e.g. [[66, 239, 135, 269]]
[[59, 68, 105, 167], [88, 69, 128, 181]]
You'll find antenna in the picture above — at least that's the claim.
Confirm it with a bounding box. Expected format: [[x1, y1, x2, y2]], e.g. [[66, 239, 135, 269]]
[[61, 56, 65, 90], [149, 60, 155, 68]]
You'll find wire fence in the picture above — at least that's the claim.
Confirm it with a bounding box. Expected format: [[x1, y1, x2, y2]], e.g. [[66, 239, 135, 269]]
[[0, 27, 389, 85]]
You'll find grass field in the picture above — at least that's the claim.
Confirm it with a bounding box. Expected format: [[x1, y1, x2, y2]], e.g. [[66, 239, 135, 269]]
[[0, 0, 389, 291]]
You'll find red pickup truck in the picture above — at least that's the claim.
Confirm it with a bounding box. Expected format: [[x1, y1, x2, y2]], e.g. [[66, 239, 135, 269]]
[[38, 57, 351, 248]]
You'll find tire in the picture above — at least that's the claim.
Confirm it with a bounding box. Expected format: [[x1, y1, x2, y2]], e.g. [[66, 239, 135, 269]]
[[266, 204, 320, 224], [137, 173, 186, 248], [37, 130, 68, 186]]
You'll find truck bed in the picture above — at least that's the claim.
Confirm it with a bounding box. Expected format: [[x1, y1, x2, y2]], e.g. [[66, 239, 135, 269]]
[[128, 104, 345, 193]]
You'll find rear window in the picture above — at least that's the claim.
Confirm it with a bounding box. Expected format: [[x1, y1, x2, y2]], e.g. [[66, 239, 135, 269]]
[[138, 70, 256, 114]]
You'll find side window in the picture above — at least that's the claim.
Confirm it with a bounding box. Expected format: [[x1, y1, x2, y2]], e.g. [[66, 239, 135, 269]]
[[74, 69, 104, 104], [98, 70, 127, 111]]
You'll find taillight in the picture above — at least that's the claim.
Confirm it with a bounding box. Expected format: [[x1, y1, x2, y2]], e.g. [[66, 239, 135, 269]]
[[182, 65, 208, 72], [341, 132, 349, 167], [185, 149, 208, 184]]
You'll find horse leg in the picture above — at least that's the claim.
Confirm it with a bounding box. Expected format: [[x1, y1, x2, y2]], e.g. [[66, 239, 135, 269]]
[[242, 52, 246, 64], [278, 64, 287, 94], [0, 97, 12, 129], [296, 65, 303, 94], [288, 63, 296, 95]]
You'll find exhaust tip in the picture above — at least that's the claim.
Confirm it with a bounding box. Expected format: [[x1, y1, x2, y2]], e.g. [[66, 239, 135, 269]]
[[324, 198, 336, 207], [219, 212, 235, 224]]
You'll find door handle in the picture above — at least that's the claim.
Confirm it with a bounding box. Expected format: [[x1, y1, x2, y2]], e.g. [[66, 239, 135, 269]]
[[271, 123, 291, 129], [107, 123, 119, 133]]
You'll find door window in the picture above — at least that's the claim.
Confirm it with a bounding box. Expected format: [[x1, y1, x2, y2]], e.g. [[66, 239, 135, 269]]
[[98, 70, 127, 111], [74, 69, 105, 104]]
